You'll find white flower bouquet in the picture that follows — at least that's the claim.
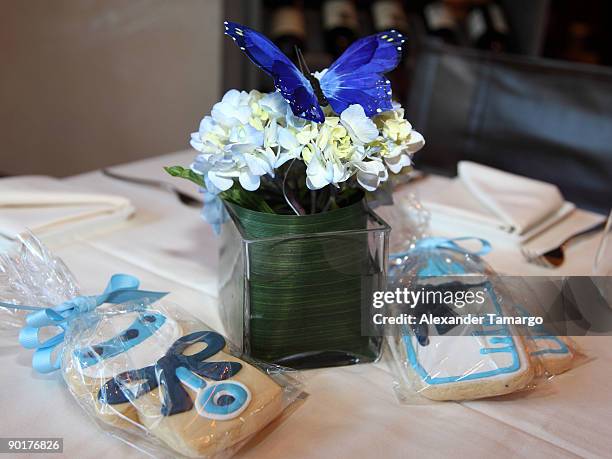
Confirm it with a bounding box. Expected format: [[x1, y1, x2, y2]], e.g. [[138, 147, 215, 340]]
[[166, 88, 423, 231]]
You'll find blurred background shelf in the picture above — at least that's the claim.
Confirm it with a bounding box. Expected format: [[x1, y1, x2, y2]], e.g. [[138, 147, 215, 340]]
[[223, 0, 612, 212], [223, 0, 612, 93]]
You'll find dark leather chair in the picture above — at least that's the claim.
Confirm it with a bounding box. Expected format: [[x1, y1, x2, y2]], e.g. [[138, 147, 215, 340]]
[[407, 39, 612, 213]]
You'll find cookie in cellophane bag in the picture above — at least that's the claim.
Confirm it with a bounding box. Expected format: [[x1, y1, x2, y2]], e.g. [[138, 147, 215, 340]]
[[386, 237, 551, 402], [1, 234, 302, 458], [62, 299, 294, 458]]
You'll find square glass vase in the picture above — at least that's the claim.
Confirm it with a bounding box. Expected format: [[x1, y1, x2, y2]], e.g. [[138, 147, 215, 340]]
[[219, 199, 390, 370]]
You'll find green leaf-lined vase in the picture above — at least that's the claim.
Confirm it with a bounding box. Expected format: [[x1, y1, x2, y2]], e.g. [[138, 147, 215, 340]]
[[219, 197, 389, 369]]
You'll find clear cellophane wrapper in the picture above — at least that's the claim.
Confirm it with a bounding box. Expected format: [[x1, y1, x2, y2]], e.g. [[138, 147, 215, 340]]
[[0, 234, 79, 329], [63, 301, 303, 458], [1, 235, 303, 458], [380, 190, 583, 403], [386, 241, 582, 404]]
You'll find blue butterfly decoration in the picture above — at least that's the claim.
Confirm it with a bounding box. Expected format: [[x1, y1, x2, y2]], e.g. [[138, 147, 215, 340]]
[[224, 21, 405, 123]]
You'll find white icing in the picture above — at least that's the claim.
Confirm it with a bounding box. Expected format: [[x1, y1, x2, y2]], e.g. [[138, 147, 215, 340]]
[[407, 323, 530, 385], [411, 336, 525, 379]]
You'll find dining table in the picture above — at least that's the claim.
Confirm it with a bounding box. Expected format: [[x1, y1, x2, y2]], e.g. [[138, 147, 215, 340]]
[[1, 150, 610, 459]]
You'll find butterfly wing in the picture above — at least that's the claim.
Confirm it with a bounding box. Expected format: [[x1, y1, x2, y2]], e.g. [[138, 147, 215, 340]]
[[319, 30, 405, 116], [224, 21, 324, 123]]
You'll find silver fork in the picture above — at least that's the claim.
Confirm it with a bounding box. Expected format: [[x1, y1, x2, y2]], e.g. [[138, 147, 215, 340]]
[[102, 168, 203, 207], [521, 220, 606, 268]]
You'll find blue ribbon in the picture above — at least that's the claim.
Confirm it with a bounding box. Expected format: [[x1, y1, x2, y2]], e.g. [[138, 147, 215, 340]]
[[0, 274, 168, 373], [390, 237, 492, 277], [390, 236, 492, 260]]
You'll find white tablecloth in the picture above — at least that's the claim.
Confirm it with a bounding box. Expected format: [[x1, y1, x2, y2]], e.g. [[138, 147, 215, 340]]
[[1, 151, 610, 459]]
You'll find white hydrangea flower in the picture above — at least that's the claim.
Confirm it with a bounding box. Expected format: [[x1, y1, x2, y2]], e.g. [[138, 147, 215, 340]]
[[315, 118, 348, 155], [187, 88, 425, 229], [263, 119, 279, 149], [228, 124, 264, 146], [383, 147, 412, 174], [190, 116, 227, 152], [372, 105, 426, 175], [285, 109, 309, 129], [210, 89, 252, 127], [259, 91, 289, 120], [341, 104, 378, 145], [404, 130, 426, 152], [276, 126, 302, 167], [295, 122, 319, 144], [353, 158, 389, 192], [304, 143, 349, 190]]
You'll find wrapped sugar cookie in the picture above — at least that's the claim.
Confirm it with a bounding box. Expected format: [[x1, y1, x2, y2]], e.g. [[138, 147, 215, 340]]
[[506, 296, 575, 377], [65, 304, 287, 458], [485, 276, 581, 377], [0, 235, 301, 458], [386, 237, 544, 402]]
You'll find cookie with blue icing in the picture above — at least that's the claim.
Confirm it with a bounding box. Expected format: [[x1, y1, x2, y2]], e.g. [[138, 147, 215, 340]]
[[98, 330, 283, 458], [395, 282, 534, 401], [65, 312, 283, 457], [400, 331, 534, 401], [63, 309, 183, 428]]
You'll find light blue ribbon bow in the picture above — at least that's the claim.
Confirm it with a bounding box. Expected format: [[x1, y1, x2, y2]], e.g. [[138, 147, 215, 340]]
[[0, 274, 168, 373], [390, 237, 492, 277], [390, 236, 492, 259]]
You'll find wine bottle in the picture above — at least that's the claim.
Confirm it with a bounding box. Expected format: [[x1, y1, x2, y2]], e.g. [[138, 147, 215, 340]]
[[372, 0, 409, 36], [322, 0, 360, 58], [423, 1, 460, 45], [466, 2, 510, 53], [372, 0, 409, 104], [269, 1, 307, 62]]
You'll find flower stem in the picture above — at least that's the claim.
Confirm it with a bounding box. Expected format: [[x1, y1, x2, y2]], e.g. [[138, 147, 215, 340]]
[[282, 160, 305, 215], [310, 190, 316, 214]]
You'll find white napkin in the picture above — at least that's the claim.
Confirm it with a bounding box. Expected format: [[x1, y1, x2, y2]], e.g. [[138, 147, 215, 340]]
[[0, 176, 134, 246], [420, 161, 575, 243]]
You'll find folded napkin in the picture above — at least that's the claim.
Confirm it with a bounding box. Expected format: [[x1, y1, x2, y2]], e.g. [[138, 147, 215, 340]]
[[421, 161, 575, 243], [0, 176, 134, 247]]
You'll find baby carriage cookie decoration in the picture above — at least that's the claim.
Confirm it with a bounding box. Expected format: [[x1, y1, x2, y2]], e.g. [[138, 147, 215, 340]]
[[99, 331, 252, 420]]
